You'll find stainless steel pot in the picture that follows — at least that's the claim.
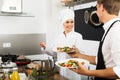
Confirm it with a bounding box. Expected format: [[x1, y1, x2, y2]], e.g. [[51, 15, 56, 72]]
[[30, 59, 54, 78], [1, 54, 18, 62], [1, 61, 18, 73], [32, 59, 54, 71]]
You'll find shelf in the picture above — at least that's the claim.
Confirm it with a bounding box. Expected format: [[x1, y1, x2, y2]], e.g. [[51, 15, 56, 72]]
[[0, 12, 35, 17], [62, 0, 96, 7]]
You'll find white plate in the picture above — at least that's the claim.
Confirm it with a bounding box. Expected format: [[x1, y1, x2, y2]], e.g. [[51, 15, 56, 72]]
[[56, 47, 75, 53], [67, 50, 75, 53], [55, 58, 89, 68]]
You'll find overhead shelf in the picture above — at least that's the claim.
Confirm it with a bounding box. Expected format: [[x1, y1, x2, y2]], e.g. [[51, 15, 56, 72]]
[[61, 0, 96, 7], [0, 12, 35, 17]]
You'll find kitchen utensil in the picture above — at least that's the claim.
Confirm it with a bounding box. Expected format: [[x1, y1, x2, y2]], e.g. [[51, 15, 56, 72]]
[[84, 6, 102, 27], [15, 59, 31, 66], [1, 54, 18, 62], [1, 60, 18, 73]]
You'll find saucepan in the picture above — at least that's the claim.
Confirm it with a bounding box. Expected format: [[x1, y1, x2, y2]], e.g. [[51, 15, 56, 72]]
[[30, 59, 54, 71], [1, 54, 18, 62], [1, 54, 31, 66], [1, 60, 18, 73]]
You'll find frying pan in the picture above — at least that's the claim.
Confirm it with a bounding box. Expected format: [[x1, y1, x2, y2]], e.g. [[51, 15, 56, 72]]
[[15, 59, 31, 66], [1, 54, 31, 66]]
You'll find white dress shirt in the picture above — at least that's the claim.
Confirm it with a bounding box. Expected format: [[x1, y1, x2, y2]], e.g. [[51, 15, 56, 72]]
[[97, 17, 120, 78]]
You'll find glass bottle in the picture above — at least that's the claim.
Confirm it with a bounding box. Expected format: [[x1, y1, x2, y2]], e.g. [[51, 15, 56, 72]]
[[11, 70, 20, 80], [1, 69, 11, 80]]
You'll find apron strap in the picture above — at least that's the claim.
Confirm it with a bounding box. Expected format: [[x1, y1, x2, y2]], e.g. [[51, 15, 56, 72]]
[[95, 20, 120, 80], [102, 20, 120, 42]]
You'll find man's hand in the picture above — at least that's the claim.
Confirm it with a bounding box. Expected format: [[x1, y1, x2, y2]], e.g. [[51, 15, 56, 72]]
[[69, 62, 89, 75]]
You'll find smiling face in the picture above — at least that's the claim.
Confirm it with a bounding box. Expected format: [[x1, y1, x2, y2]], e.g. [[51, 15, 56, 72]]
[[63, 19, 74, 33]]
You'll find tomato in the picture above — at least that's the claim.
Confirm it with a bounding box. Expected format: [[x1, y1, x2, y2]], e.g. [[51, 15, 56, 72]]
[[67, 64, 72, 67]]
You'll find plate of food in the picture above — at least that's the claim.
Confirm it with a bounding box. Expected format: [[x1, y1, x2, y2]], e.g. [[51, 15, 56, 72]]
[[57, 46, 75, 53], [55, 58, 89, 69]]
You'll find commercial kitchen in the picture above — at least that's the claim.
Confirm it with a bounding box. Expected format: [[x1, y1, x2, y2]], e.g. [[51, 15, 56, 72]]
[[0, 0, 120, 80]]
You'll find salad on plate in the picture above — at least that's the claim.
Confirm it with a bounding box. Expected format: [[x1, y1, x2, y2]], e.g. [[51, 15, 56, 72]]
[[55, 58, 88, 69], [57, 46, 75, 53]]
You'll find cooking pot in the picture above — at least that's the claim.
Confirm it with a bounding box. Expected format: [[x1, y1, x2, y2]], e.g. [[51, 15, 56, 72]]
[[1, 54, 31, 66], [84, 7, 103, 27], [15, 59, 31, 66], [34, 59, 55, 77], [32, 59, 54, 71], [1, 61, 18, 73], [1, 54, 18, 62]]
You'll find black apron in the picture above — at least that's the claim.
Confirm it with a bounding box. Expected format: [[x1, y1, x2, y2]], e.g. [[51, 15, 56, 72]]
[[94, 20, 120, 80]]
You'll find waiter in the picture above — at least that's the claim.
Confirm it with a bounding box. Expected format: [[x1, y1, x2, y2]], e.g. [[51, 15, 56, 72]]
[[68, 0, 120, 80]]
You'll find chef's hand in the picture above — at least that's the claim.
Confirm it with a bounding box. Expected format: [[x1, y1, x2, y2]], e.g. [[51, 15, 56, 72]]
[[40, 42, 46, 49], [69, 62, 89, 75]]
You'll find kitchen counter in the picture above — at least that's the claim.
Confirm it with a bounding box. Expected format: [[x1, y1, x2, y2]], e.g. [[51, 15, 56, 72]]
[[18, 65, 69, 80], [0, 65, 69, 80], [47, 72, 69, 80]]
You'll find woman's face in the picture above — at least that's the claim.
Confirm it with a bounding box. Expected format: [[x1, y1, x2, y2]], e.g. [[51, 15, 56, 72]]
[[63, 19, 74, 33]]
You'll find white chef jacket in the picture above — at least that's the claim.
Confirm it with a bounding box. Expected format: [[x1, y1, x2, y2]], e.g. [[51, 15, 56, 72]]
[[97, 17, 120, 78], [52, 31, 83, 52], [52, 31, 83, 80]]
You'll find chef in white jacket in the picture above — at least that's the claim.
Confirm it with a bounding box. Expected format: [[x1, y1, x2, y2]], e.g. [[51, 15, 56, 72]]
[[40, 8, 84, 80], [40, 8, 84, 54], [52, 8, 83, 53]]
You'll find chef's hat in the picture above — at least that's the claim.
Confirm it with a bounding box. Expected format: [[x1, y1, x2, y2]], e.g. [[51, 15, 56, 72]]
[[59, 8, 74, 24]]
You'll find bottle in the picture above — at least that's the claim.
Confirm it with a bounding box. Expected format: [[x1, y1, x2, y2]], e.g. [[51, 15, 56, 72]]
[[1, 69, 11, 80], [27, 69, 35, 80], [28, 73, 35, 80], [11, 70, 20, 80], [32, 68, 37, 78]]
